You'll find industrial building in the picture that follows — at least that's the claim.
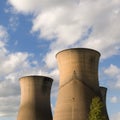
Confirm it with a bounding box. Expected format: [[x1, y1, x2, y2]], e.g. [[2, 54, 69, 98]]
[[17, 48, 109, 120]]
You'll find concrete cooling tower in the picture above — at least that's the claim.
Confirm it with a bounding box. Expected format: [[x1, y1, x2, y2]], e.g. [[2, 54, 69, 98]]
[[53, 48, 108, 120], [100, 86, 109, 119], [17, 76, 53, 120]]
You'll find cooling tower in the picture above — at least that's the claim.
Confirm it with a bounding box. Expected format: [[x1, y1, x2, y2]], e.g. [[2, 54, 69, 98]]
[[53, 48, 101, 120], [100, 86, 109, 120], [17, 76, 53, 120]]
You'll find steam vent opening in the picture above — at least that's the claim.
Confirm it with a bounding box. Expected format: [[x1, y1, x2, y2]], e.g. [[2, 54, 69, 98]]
[[17, 76, 53, 120], [53, 48, 109, 120]]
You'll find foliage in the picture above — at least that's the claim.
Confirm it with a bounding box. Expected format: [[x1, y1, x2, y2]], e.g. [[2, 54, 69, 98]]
[[88, 96, 107, 120]]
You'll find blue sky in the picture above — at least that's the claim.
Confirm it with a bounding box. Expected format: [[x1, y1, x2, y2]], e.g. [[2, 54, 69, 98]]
[[0, 0, 120, 120]]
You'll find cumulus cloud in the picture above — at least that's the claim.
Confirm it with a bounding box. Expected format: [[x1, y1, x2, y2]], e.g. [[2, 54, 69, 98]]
[[8, 0, 40, 14], [0, 52, 31, 76], [7, 0, 120, 69], [8, 0, 77, 14], [104, 64, 120, 88], [104, 64, 120, 77]]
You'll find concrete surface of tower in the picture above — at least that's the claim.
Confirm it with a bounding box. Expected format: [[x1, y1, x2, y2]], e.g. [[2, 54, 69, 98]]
[[53, 48, 109, 120], [100, 86, 109, 119], [17, 76, 53, 120]]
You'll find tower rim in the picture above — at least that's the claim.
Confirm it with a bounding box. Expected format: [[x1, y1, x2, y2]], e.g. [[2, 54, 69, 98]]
[[19, 75, 53, 82], [56, 48, 101, 58], [100, 86, 107, 89]]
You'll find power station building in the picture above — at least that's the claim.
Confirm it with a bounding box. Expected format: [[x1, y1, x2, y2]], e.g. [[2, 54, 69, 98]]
[[17, 48, 109, 120]]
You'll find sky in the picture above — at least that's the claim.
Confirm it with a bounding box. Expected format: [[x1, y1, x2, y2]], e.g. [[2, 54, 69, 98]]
[[0, 0, 120, 120]]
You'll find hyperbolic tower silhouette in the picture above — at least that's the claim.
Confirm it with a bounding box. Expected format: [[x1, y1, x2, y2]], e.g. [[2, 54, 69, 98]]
[[17, 76, 53, 120], [100, 86, 109, 119], [53, 48, 109, 120], [16, 48, 109, 120]]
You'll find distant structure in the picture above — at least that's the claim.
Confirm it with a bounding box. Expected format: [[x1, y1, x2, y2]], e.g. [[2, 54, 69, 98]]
[[53, 48, 109, 120], [100, 86, 109, 119], [17, 76, 53, 120]]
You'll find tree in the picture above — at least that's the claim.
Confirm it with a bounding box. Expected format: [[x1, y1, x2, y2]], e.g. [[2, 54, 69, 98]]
[[88, 96, 107, 120]]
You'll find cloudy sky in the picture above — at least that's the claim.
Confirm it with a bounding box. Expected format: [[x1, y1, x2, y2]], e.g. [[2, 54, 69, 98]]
[[0, 0, 120, 120]]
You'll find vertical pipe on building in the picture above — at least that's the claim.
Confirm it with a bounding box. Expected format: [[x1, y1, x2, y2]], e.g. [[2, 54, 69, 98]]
[[53, 48, 101, 120], [17, 75, 53, 120]]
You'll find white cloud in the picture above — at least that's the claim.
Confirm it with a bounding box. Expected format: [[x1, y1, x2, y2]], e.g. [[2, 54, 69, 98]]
[[0, 25, 9, 55], [0, 96, 19, 117], [104, 64, 120, 88], [44, 49, 58, 68], [8, 0, 120, 69], [104, 64, 120, 77], [0, 52, 31, 75], [8, 16, 19, 31], [115, 79, 120, 88], [81, 1, 120, 58], [8, 0, 40, 14], [111, 112, 120, 120], [110, 96, 118, 103], [0, 78, 19, 97], [8, 0, 77, 14], [0, 25, 8, 42]]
